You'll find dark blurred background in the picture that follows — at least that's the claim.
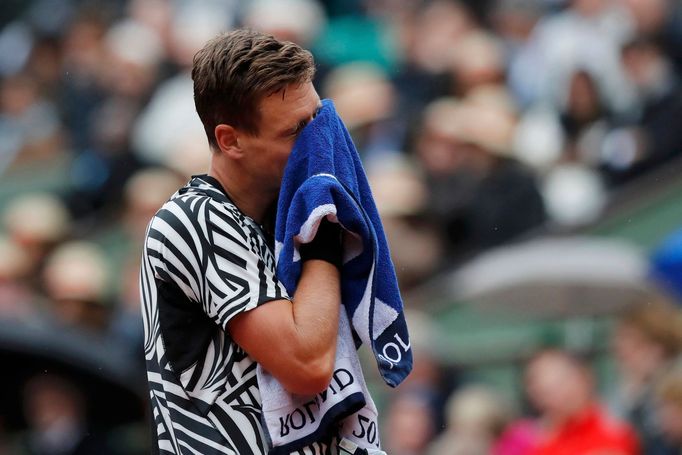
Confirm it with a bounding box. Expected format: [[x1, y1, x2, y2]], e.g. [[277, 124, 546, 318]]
[[1, 0, 682, 454]]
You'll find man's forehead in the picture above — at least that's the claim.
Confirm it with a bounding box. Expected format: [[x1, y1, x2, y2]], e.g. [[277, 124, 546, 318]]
[[258, 83, 319, 120]]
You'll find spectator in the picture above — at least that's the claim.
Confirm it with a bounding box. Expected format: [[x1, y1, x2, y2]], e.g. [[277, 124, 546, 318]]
[[2, 193, 71, 283], [447, 30, 506, 97], [622, 0, 682, 74], [41, 241, 112, 333], [121, 167, 184, 243], [0, 235, 35, 320], [0, 73, 64, 172], [12, 374, 113, 455], [600, 37, 682, 183], [415, 97, 545, 260], [368, 158, 440, 290], [507, 0, 635, 114], [497, 349, 640, 455], [429, 385, 513, 455], [383, 388, 438, 455], [323, 62, 402, 165], [654, 366, 682, 454], [609, 300, 682, 454]]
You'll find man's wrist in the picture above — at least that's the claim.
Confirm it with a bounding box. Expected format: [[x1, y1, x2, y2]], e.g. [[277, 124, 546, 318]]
[[299, 218, 343, 269]]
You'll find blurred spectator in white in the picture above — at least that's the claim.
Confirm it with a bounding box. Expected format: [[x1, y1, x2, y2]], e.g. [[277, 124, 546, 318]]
[[42, 241, 112, 333], [609, 300, 682, 454], [600, 37, 682, 183], [167, 0, 236, 67], [514, 65, 617, 174], [131, 71, 204, 167], [126, 0, 173, 51], [383, 388, 438, 455], [508, 0, 636, 113], [654, 366, 682, 454], [0, 73, 64, 173], [415, 97, 545, 260], [513, 60, 613, 227], [101, 18, 164, 100], [2, 193, 71, 281], [429, 385, 513, 455], [496, 349, 639, 454], [13, 374, 112, 454]]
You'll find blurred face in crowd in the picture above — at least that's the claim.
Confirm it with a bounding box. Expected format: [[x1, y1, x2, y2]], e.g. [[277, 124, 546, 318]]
[[655, 369, 682, 444], [612, 321, 666, 380], [658, 401, 682, 443], [624, 0, 668, 34], [566, 71, 602, 124], [233, 81, 321, 193], [622, 41, 670, 97], [24, 376, 84, 432], [572, 0, 608, 17], [525, 351, 594, 421], [384, 392, 435, 454], [417, 125, 467, 176], [416, 101, 470, 176]]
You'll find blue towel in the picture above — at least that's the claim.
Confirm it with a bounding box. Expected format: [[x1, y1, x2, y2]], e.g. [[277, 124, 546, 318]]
[[275, 99, 412, 386]]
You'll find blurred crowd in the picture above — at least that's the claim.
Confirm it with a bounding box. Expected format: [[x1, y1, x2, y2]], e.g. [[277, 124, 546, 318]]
[[384, 301, 682, 455], [1, 0, 682, 453]]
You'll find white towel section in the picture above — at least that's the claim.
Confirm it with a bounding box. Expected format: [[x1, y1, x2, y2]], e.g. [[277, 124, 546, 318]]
[[257, 310, 381, 452]]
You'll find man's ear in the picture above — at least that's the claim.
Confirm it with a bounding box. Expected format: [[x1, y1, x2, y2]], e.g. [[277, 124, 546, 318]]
[[214, 124, 243, 159]]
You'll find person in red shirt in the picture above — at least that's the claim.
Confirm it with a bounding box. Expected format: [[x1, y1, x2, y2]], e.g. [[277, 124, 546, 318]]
[[496, 349, 640, 455]]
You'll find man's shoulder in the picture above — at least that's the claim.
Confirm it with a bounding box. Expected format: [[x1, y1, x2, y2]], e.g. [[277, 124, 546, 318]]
[[151, 187, 255, 247], [156, 185, 242, 224]]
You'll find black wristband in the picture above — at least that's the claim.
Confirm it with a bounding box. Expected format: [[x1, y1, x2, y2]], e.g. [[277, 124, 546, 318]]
[[299, 218, 343, 269]]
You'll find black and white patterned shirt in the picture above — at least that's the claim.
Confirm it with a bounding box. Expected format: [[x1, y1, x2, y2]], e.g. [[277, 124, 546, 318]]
[[140, 175, 336, 454]]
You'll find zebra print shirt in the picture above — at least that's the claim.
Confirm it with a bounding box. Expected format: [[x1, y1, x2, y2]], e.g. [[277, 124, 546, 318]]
[[140, 175, 337, 454]]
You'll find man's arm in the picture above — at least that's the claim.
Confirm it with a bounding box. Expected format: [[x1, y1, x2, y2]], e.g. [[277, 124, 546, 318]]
[[227, 220, 342, 395]]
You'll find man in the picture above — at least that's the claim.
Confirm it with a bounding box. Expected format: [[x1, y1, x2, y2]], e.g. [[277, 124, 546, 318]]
[[140, 29, 347, 454]]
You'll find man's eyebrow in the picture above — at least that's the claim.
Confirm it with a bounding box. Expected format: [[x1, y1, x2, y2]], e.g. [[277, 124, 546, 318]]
[[282, 102, 322, 136]]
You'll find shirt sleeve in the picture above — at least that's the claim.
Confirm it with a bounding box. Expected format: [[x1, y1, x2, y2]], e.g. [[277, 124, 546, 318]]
[[147, 196, 289, 331], [201, 199, 290, 329]]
